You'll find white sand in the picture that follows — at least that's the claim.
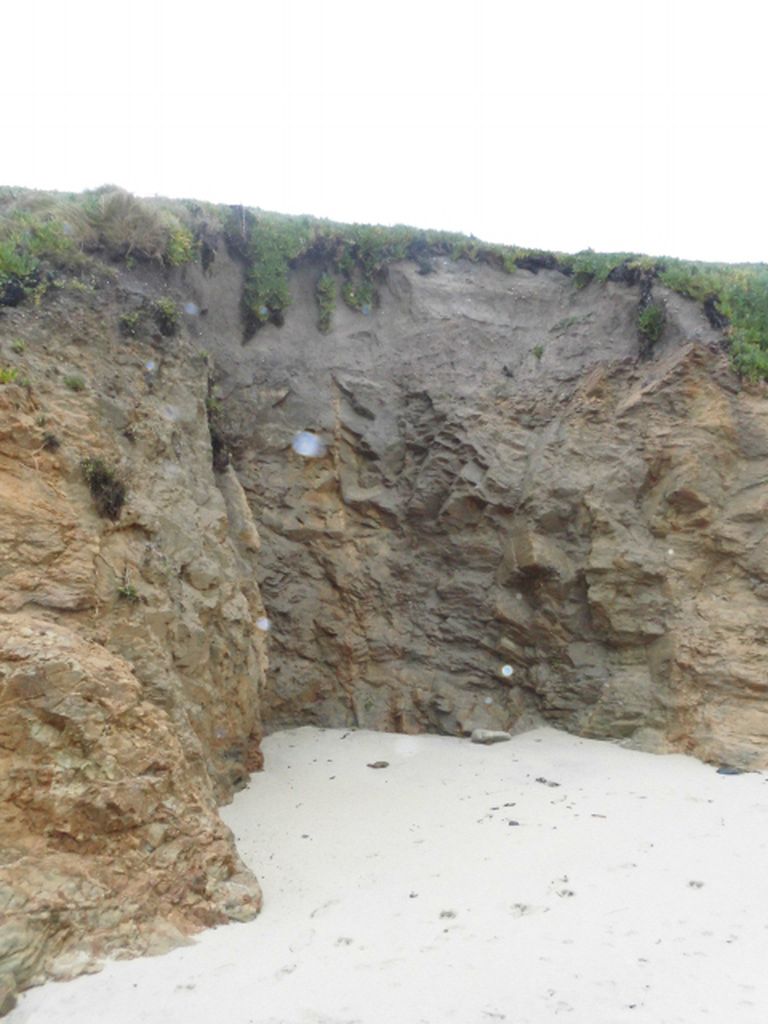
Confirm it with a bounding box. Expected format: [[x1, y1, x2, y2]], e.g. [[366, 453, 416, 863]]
[[10, 726, 768, 1024]]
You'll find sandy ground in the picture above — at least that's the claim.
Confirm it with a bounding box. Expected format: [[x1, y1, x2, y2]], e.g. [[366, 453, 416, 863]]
[[9, 726, 768, 1024]]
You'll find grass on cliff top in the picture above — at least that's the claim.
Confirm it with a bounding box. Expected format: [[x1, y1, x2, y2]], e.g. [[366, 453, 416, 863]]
[[2, 185, 768, 381], [0, 186, 198, 302]]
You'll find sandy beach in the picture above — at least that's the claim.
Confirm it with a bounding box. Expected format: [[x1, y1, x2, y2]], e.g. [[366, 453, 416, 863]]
[[9, 725, 768, 1024]]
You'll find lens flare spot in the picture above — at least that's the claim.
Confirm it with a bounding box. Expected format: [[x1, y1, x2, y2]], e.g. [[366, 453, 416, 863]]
[[255, 616, 271, 632], [183, 302, 200, 316], [501, 664, 514, 678], [292, 431, 327, 458]]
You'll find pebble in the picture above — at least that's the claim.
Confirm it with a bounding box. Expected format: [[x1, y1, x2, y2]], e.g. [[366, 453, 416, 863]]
[[470, 729, 512, 745]]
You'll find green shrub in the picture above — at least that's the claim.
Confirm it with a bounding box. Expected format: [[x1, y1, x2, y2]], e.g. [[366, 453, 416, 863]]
[[119, 311, 142, 337], [0, 367, 19, 384], [63, 374, 85, 391], [237, 213, 309, 329], [10, 339, 25, 354], [164, 223, 197, 267], [81, 457, 126, 520], [341, 278, 375, 312], [532, 344, 544, 361], [152, 297, 179, 336], [637, 303, 666, 347], [315, 273, 336, 333]]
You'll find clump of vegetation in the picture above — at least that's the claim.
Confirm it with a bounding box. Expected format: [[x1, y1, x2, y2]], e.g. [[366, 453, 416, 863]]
[[637, 302, 666, 351], [10, 339, 25, 354], [163, 223, 197, 267], [0, 365, 28, 387], [119, 311, 142, 337], [315, 273, 336, 333], [41, 431, 60, 451], [341, 278, 375, 313], [0, 186, 201, 309], [116, 575, 139, 603], [232, 213, 309, 330], [152, 297, 179, 336], [532, 344, 544, 361], [5, 187, 768, 383], [664, 263, 768, 382], [82, 187, 197, 266], [63, 374, 85, 391], [81, 457, 126, 520]]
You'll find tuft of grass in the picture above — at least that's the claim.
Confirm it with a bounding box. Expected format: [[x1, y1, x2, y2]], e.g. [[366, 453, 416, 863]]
[[315, 273, 336, 333], [83, 187, 194, 265], [532, 344, 544, 361], [0, 367, 19, 384], [117, 579, 139, 603], [10, 339, 25, 354], [81, 457, 126, 520], [63, 374, 85, 392]]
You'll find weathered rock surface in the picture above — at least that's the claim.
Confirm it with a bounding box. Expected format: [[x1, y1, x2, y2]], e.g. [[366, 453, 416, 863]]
[[0, 289, 267, 1008], [3, 230, 768, 1011], [187, 253, 768, 770]]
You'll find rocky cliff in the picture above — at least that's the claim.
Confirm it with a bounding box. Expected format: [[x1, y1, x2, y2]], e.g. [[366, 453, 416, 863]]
[[0, 263, 266, 1012], [2, 188, 768, 1011], [202, 254, 768, 769]]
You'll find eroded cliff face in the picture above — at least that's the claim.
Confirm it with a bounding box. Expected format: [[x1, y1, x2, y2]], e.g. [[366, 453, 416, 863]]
[[188, 253, 768, 768], [0, 284, 266, 1009], [2, 226, 768, 1012]]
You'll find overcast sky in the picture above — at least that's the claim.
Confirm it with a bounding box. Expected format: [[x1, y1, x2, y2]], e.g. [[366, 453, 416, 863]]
[[6, 0, 768, 263]]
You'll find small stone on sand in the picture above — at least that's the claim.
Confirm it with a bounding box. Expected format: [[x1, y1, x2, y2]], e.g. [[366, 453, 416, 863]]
[[470, 729, 512, 745]]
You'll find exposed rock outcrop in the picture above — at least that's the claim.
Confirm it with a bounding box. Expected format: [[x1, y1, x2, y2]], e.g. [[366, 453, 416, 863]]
[[0, 290, 266, 1008], [189, 255, 768, 769], [3, 202, 768, 1011]]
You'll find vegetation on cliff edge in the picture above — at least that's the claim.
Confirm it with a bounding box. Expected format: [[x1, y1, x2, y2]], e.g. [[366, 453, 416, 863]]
[[2, 186, 768, 381]]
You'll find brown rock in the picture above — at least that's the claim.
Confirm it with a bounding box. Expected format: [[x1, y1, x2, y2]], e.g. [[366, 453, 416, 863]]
[[4, 222, 768, 1010]]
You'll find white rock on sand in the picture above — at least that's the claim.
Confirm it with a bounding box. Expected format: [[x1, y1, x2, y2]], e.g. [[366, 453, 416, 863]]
[[9, 726, 768, 1024]]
